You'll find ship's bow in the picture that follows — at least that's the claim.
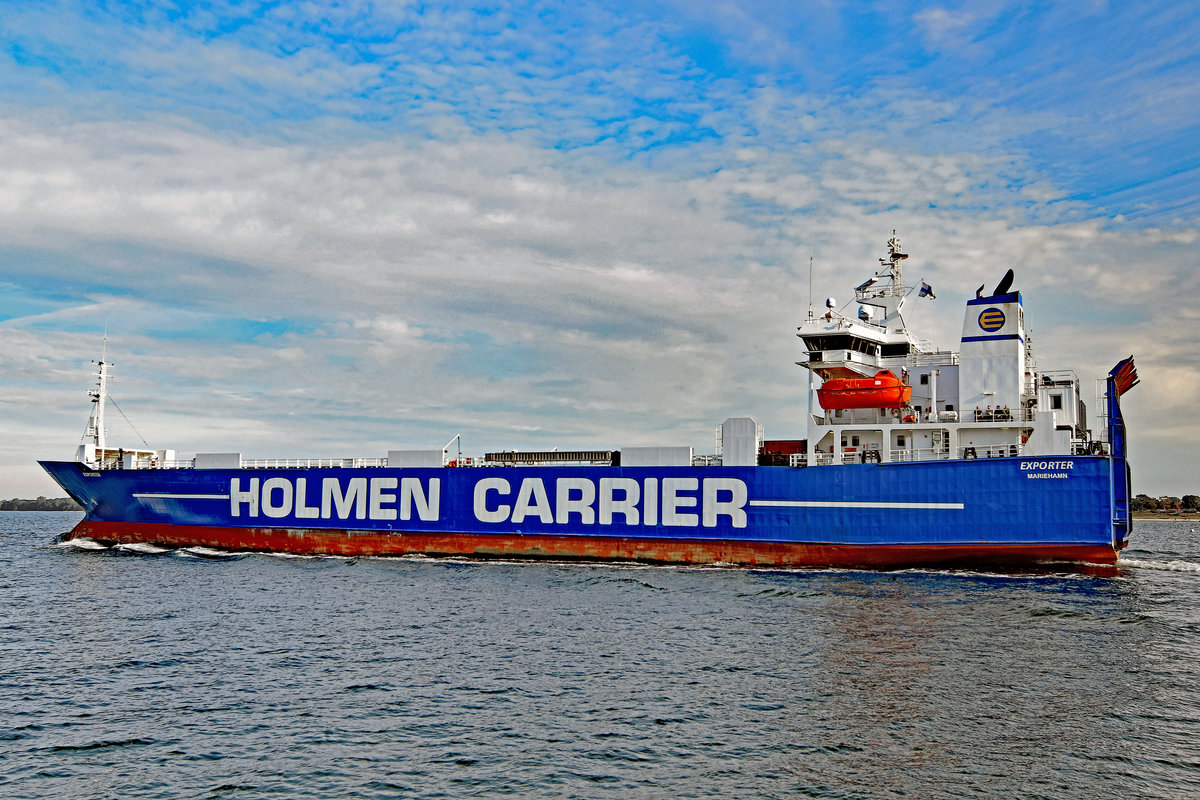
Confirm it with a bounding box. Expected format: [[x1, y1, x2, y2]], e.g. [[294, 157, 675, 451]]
[[39, 461, 97, 515]]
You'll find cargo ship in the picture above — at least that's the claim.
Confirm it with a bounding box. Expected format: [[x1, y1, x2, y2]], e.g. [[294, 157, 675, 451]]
[[41, 233, 1138, 568]]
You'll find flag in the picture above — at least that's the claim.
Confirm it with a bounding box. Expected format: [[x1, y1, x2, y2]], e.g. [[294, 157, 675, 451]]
[[919, 281, 935, 299], [1110, 356, 1139, 396]]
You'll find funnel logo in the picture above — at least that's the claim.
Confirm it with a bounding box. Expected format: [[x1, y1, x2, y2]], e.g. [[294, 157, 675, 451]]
[[978, 307, 1006, 332]]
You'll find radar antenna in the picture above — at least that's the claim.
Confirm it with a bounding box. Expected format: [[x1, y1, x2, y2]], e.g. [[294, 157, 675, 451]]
[[879, 230, 909, 288]]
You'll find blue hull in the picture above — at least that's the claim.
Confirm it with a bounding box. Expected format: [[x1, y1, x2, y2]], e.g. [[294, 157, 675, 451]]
[[40, 456, 1123, 568]]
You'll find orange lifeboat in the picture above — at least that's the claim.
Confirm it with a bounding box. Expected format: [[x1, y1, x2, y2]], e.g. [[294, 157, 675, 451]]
[[817, 370, 912, 410]]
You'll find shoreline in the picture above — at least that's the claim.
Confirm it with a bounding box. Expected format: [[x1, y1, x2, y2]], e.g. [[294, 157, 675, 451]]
[[1133, 514, 1199, 521]]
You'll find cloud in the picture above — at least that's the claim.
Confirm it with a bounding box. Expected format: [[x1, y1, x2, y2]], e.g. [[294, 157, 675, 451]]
[[2, 117, 1193, 453], [913, 7, 979, 49], [1, 2, 1198, 497]]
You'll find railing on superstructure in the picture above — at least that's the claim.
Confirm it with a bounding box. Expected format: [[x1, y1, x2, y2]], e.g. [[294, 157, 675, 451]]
[[815, 407, 1036, 426], [906, 349, 957, 367], [1039, 369, 1079, 385], [1094, 375, 1112, 446], [799, 437, 1103, 467]]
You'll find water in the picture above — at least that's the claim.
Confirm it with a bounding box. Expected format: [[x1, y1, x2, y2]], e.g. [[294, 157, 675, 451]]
[[3, 513, 1199, 799]]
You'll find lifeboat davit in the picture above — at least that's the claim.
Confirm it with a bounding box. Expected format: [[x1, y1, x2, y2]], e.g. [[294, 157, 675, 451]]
[[817, 370, 912, 410]]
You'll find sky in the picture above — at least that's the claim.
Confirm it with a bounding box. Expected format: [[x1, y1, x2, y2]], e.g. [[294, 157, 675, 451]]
[[1, 0, 1198, 497]]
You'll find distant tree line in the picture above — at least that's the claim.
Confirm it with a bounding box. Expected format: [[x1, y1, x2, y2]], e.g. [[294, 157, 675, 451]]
[[0, 497, 82, 511], [1132, 494, 1200, 512]]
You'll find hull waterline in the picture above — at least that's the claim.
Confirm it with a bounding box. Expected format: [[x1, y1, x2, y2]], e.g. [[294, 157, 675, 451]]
[[66, 518, 1118, 568]]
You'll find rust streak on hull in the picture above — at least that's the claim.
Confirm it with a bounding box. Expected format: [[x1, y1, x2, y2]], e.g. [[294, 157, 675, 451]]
[[69, 520, 1118, 570]]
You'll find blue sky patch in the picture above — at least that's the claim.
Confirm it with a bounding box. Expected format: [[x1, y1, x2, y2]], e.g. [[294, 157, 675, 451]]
[[0, 1, 1197, 497]]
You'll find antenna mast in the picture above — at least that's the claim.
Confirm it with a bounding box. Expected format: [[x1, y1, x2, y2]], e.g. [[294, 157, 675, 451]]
[[806, 234, 816, 420], [80, 328, 111, 466], [880, 230, 909, 294], [807, 234, 815, 320]]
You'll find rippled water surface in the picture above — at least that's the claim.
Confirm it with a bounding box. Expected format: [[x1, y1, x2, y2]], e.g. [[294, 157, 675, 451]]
[[3, 513, 1200, 799]]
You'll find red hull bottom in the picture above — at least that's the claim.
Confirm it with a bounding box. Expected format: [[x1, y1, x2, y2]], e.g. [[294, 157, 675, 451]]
[[68, 520, 1119, 570]]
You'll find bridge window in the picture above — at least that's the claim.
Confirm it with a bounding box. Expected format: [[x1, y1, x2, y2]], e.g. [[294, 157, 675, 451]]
[[803, 334, 852, 352], [803, 334, 882, 357]]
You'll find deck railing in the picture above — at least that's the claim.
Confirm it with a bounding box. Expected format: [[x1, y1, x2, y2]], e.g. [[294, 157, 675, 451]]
[[815, 406, 1039, 426], [242, 458, 389, 469], [113, 437, 1104, 473], [118, 457, 390, 470]]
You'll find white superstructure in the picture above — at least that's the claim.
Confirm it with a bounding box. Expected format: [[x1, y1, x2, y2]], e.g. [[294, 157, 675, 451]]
[[793, 233, 1099, 467]]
